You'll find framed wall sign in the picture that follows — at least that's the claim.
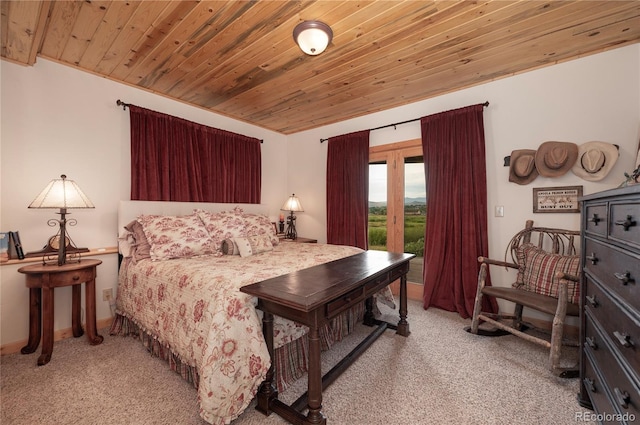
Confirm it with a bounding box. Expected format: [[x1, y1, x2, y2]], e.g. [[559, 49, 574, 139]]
[[533, 186, 583, 213]]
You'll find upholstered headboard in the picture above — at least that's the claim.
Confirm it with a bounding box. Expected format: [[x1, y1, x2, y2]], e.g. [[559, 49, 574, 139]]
[[117, 200, 270, 256]]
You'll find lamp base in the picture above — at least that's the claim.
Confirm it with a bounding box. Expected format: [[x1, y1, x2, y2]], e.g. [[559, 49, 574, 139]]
[[284, 213, 297, 240], [25, 234, 89, 264]]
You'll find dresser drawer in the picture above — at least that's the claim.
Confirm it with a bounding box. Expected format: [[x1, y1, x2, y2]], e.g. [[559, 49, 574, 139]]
[[583, 351, 622, 423], [585, 203, 609, 237], [584, 238, 640, 314], [584, 279, 640, 375], [584, 321, 640, 423], [609, 201, 640, 250]]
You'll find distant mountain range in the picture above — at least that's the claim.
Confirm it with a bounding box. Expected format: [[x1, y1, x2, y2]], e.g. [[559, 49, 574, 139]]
[[369, 197, 426, 207]]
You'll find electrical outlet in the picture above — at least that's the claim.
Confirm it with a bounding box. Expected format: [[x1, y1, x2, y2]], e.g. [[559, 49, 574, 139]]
[[102, 288, 113, 302]]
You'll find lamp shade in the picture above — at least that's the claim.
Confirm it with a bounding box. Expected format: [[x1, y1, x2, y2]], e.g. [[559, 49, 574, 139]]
[[293, 21, 333, 55], [28, 174, 94, 209], [281, 194, 304, 212]]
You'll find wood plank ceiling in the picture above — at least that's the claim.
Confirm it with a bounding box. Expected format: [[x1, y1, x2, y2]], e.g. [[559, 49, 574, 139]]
[[2, 1, 639, 135]]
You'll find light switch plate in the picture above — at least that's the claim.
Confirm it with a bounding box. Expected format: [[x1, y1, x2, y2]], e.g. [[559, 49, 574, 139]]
[[495, 206, 504, 217]]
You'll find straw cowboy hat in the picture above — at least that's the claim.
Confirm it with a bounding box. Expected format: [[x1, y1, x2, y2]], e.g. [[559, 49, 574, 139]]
[[534, 141, 578, 177], [509, 149, 538, 185], [571, 141, 619, 181]]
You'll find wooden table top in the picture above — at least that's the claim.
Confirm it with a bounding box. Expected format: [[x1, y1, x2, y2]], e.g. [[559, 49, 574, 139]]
[[240, 250, 414, 312]]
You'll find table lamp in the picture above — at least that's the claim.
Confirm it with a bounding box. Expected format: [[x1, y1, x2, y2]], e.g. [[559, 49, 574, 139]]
[[280, 194, 304, 240], [27, 174, 94, 265]]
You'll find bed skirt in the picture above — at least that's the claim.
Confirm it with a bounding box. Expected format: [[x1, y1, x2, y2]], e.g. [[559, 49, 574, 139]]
[[109, 302, 365, 393]]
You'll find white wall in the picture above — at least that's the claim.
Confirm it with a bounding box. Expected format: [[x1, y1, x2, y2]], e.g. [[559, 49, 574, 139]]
[[287, 44, 640, 312], [1, 44, 638, 347], [0, 58, 287, 346]]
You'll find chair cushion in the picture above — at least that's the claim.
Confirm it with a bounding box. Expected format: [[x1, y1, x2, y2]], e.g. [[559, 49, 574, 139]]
[[515, 243, 580, 305]]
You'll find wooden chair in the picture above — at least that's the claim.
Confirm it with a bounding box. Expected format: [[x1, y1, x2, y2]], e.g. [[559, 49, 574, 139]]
[[467, 220, 581, 377]]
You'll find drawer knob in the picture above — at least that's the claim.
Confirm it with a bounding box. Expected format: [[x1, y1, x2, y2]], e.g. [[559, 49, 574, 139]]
[[614, 215, 636, 231], [613, 271, 633, 285], [583, 377, 596, 393], [585, 336, 598, 350], [613, 331, 633, 348], [587, 214, 601, 225], [586, 253, 598, 265], [614, 387, 630, 409], [72, 275, 80, 281], [585, 295, 598, 308]]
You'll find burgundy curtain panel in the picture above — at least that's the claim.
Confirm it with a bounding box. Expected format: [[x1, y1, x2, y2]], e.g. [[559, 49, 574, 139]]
[[326, 130, 370, 249], [129, 105, 261, 203], [420, 104, 498, 318]]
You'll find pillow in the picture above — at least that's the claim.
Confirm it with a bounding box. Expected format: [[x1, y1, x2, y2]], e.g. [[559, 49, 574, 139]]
[[117, 230, 134, 257], [195, 208, 247, 253], [515, 243, 580, 304], [221, 238, 239, 255], [233, 235, 274, 258], [243, 212, 279, 245], [137, 214, 216, 261], [124, 220, 152, 262]]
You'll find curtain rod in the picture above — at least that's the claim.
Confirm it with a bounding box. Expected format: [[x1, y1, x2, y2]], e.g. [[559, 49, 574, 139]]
[[115, 99, 264, 143], [319, 101, 489, 143]]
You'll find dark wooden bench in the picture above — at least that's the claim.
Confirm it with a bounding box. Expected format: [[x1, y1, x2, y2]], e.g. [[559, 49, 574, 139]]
[[467, 220, 580, 377]]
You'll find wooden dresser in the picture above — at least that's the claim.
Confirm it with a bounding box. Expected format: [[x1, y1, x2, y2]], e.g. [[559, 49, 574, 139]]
[[578, 185, 639, 424]]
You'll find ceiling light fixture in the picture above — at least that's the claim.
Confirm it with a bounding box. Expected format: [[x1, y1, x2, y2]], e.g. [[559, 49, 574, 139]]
[[293, 20, 333, 56]]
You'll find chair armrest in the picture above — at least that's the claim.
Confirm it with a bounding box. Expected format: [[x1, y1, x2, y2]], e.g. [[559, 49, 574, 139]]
[[478, 256, 518, 269], [556, 271, 580, 283]]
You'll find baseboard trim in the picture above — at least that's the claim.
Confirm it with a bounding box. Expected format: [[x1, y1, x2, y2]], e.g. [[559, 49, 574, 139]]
[[0, 317, 113, 356]]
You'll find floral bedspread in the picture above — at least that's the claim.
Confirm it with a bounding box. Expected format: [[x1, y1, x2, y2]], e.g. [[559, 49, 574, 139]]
[[115, 242, 383, 425]]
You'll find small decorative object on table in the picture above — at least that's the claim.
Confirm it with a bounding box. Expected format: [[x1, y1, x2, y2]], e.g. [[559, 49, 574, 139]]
[[0, 233, 9, 262]]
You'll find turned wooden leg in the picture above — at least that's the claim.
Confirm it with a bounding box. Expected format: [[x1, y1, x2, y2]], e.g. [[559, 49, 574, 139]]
[[256, 311, 277, 416], [21, 288, 41, 354], [71, 284, 84, 338], [84, 277, 103, 345], [363, 297, 375, 326], [38, 284, 54, 366], [305, 326, 326, 424], [396, 274, 410, 337]]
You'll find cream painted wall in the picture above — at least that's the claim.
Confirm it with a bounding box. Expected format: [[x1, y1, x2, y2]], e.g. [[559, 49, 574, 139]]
[[0, 58, 287, 347], [286, 44, 640, 314], [1, 44, 638, 347]]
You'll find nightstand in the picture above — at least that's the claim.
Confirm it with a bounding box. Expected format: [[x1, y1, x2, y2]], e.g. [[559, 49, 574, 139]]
[[278, 236, 317, 243], [18, 259, 104, 365]]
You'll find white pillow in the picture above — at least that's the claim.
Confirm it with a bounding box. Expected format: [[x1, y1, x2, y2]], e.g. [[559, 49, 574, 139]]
[[233, 236, 274, 258]]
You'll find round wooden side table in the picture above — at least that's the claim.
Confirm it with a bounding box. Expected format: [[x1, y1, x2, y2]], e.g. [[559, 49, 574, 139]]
[[18, 259, 104, 366]]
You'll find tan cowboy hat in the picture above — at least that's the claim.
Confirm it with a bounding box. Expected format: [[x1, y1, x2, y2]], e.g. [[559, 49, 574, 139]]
[[509, 149, 538, 185], [534, 141, 578, 177], [571, 141, 619, 181]]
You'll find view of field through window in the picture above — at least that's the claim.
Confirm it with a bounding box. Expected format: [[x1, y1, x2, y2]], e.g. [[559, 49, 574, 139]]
[[368, 160, 426, 259]]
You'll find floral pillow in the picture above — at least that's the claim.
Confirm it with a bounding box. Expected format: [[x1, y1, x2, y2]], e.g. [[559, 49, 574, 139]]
[[243, 212, 279, 245], [233, 235, 274, 258], [195, 208, 247, 253], [137, 214, 216, 261], [515, 243, 580, 305]]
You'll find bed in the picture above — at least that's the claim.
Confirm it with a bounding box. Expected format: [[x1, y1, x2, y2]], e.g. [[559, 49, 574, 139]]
[[109, 200, 394, 425]]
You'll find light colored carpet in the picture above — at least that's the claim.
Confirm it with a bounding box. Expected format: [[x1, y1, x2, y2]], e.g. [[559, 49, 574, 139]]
[[1, 300, 594, 425]]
